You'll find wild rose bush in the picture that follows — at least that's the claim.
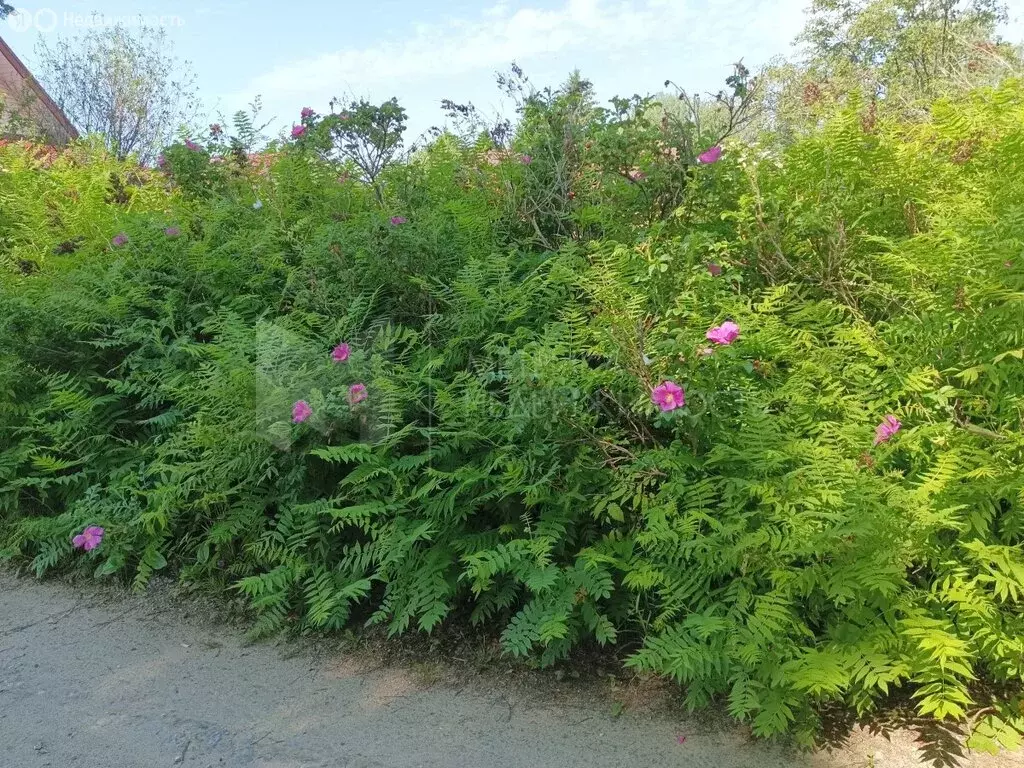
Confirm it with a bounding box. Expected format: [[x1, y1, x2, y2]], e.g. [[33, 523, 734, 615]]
[[1, 76, 1023, 752]]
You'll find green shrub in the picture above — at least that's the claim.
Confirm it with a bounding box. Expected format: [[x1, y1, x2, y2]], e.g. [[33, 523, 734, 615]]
[[2, 75, 1023, 753]]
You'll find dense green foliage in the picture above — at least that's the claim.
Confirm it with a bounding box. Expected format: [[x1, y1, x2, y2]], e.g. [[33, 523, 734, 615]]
[[2, 61, 1024, 754]]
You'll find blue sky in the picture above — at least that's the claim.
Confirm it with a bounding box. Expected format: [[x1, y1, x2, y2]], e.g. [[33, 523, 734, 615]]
[[5, 0, 1024, 142]]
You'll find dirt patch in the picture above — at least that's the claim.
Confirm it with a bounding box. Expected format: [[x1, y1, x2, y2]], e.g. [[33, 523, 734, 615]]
[[606, 672, 677, 715], [323, 654, 375, 680], [321, 655, 424, 709], [362, 668, 421, 709]]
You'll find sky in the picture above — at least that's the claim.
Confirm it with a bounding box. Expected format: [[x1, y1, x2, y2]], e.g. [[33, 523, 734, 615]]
[[4, 0, 1024, 142]]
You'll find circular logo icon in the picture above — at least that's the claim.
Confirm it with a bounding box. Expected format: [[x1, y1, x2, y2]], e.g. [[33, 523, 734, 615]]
[[6, 8, 34, 32], [33, 7, 57, 32]]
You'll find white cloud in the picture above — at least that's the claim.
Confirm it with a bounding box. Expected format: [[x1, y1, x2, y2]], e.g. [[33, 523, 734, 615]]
[[236, 0, 804, 103], [225, 0, 807, 137]]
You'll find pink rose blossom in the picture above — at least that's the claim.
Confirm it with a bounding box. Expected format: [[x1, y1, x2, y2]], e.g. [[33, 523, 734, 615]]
[[292, 400, 312, 423], [873, 415, 901, 446], [697, 145, 722, 164], [706, 321, 740, 345], [348, 384, 368, 405], [520, 154, 533, 165], [291, 125, 306, 139], [301, 107, 314, 119], [185, 139, 201, 151], [72, 526, 105, 551], [651, 380, 685, 412], [164, 226, 180, 237], [390, 216, 407, 226], [111, 233, 128, 247], [707, 263, 722, 277], [331, 343, 351, 363]]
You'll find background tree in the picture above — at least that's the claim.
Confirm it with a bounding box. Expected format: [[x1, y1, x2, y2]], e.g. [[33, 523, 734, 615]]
[[0, 2, 13, 18], [757, 0, 1018, 142], [802, 0, 1008, 96], [660, 61, 762, 149], [309, 97, 407, 193], [34, 25, 200, 163]]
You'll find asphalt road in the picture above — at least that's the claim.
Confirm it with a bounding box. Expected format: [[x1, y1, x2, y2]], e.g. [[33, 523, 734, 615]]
[[1, 573, 1018, 768]]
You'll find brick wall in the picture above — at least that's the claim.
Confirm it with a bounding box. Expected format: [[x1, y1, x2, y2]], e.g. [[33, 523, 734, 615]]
[[0, 36, 77, 145]]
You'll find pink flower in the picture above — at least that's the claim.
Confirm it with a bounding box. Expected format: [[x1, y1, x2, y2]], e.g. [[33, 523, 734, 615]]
[[164, 226, 180, 237], [292, 400, 312, 423], [651, 380, 685, 412], [706, 321, 740, 345], [520, 154, 533, 165], [627, 168, 646, 181], [185, 139, 201, 151], [348, 383, 368, 405], [291, 125, 306, 139], [209, 123, 223, 136], [331, 342, 351, 363], [111, 233, 128, 247], [707, 262, 722, 277], [301, 107, 314, 119], [390, 216, 407, 226], [697, 145, 722, 164], [873, 414, 901, 446], [676, 735, 688, 745], [72, 526, 105, 551]]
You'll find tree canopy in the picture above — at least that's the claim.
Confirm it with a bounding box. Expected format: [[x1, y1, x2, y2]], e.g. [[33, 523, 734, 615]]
[[34, 25, 200, 163]]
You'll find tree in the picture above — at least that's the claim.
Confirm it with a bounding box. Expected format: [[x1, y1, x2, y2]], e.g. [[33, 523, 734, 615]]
[[661, 61, 762, 147], [756, 0, 1017, 143], [801, 0, 1012, 98], [34, 25, 200, 163], [0, 2, 13, 18], [305, 97, 407, 200]]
